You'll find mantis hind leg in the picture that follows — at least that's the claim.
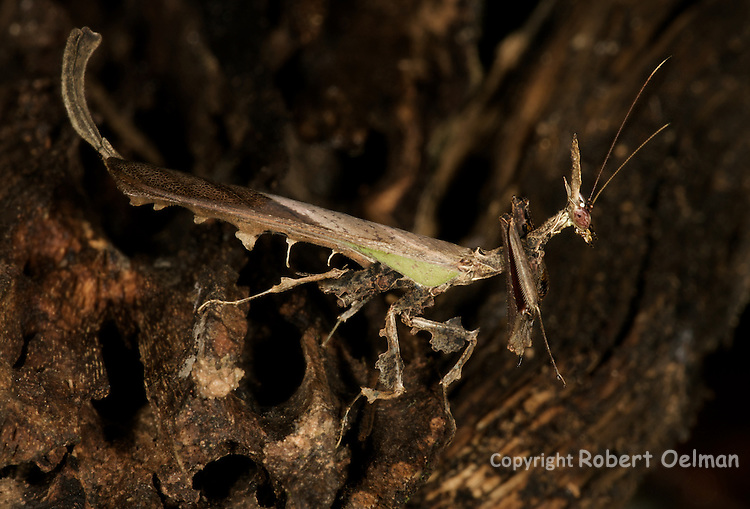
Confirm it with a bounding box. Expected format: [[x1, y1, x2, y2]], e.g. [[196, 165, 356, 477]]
[[196, 268, 348, 314], [360, 303, 406, 403], [359, 293, 479, 403], [407, 315, 478, 391]]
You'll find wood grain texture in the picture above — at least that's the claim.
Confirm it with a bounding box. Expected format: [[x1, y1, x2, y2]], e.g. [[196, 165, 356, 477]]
[[1, 0, 748, 507]]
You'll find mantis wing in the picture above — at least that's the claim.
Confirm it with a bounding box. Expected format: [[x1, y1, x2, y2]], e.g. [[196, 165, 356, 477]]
[[105, 157, 477, 288]]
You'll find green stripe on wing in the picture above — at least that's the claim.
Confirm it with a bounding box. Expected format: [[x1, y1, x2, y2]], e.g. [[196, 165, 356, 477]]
[[351, 244, 461, 287]]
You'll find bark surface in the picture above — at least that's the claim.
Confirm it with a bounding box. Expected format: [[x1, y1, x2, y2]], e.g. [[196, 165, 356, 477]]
[[1, 1, 748, 507]]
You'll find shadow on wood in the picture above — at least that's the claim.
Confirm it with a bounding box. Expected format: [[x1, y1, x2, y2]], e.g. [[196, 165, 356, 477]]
[[1, 1, 748, 507]]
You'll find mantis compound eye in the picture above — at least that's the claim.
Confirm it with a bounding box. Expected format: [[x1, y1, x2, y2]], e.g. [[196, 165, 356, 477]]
[[573, 204, 591, 231]]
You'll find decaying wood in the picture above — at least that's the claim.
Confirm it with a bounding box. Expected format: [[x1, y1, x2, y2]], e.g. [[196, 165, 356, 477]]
[[1, 1, 748, 508]]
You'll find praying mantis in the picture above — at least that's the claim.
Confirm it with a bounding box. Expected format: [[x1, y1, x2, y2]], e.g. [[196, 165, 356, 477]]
[[62, 27, 667, 403]]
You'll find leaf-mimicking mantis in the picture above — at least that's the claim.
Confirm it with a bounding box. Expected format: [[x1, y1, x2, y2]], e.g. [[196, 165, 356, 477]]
[[62, 27, 668, 402]]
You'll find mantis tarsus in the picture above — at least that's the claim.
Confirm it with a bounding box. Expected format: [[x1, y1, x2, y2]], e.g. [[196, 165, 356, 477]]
[[62, 27, 667, 403]]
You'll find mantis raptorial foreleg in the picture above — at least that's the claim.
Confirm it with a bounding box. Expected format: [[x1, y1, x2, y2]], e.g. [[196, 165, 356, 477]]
[[62, 27, 670, 410]]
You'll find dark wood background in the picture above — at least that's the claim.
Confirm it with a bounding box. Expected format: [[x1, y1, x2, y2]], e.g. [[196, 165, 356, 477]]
[[1, 0, 748, 507]]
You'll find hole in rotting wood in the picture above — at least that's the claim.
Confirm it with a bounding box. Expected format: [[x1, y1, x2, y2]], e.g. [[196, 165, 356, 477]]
[[192, 453, 278, 505], [244, 296, 307, 407], [91, 320, 147, 441], [12, 332, 34, 369], [234, 236, 313, 407], [234, 232, 378, 407]]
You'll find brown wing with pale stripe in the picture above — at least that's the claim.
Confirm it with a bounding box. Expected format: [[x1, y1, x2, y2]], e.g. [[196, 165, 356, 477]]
[[105, 157, 476, 284]]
